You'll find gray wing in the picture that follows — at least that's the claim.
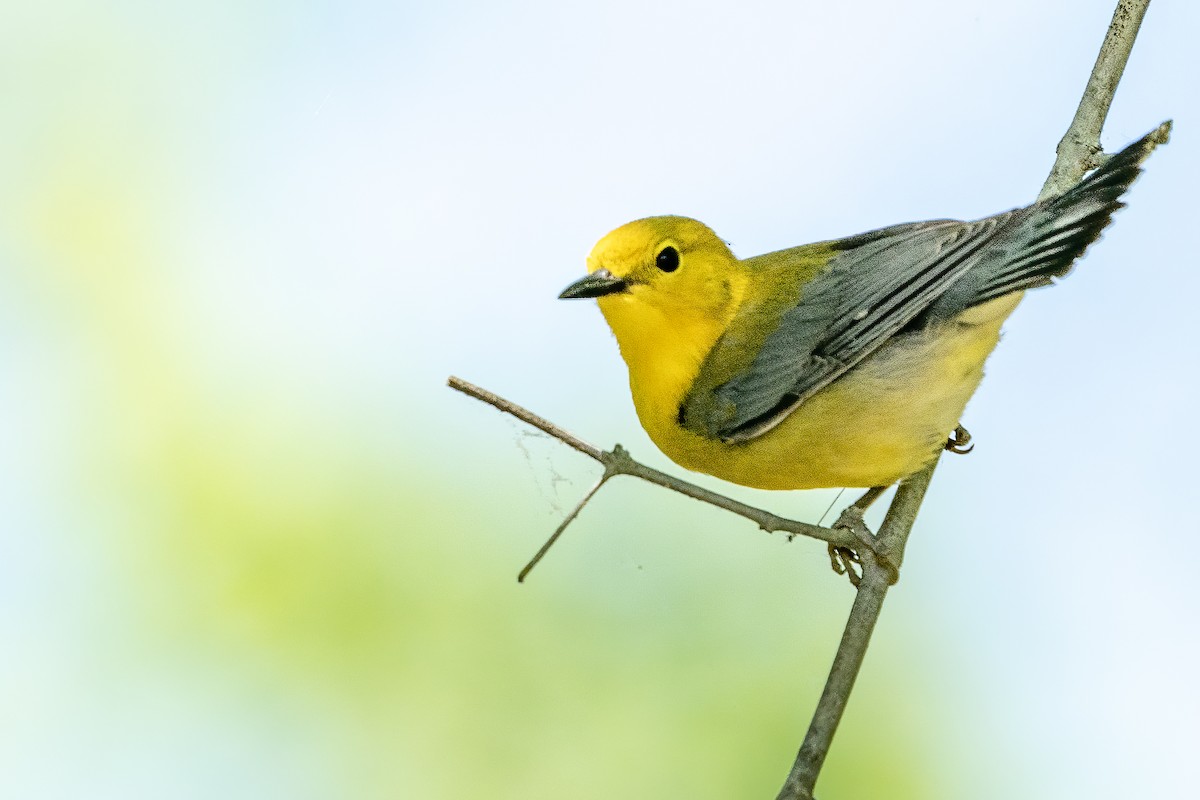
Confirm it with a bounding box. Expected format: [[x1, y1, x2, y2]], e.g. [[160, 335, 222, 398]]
[[708, 124, 1162, 443], [708, 214, 1017, 441]]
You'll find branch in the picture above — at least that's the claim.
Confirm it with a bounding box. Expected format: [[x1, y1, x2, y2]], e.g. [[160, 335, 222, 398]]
[[774, 463, 937, 799], [777, 1, 1155, 798], [447, 376, 859, 583], [1039, 0, 1153, 201]]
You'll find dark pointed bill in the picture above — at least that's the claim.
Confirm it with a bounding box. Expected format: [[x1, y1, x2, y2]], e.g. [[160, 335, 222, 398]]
[[558, 268, 628, 299]]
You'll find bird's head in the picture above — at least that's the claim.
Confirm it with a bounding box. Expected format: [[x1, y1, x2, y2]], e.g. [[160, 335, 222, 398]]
[[560, 216, 744, 351]]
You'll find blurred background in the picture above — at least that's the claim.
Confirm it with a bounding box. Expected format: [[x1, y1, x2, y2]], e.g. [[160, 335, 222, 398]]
[[1, 1, 1196, 797]]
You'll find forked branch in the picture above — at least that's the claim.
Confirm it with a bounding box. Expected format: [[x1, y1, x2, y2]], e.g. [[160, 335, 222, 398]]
[[447, 375, 859, 583]]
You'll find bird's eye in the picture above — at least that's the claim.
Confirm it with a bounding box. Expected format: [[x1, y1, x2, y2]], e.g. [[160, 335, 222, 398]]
[[656, 246, 680, 273]]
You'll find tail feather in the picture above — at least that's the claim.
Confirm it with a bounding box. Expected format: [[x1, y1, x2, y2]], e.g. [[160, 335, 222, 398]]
[[927, 121, 1170, 318]]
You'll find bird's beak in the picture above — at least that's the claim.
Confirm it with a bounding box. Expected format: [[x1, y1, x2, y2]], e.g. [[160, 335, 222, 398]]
[[558, 268, 628, 299]]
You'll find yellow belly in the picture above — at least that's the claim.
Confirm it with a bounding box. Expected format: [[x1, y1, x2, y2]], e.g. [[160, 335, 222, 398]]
[[632, 295, 1021, 490]]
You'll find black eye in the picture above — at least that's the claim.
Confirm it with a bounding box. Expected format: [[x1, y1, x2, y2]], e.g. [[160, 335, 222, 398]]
[[656, 246, 679, 273]]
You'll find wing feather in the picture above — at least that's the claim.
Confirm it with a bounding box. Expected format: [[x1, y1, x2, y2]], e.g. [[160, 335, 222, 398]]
[[680, 125, 1166, 443]]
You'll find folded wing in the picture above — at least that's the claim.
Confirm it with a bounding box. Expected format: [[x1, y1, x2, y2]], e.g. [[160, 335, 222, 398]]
[[681, 125, 1165, 443]]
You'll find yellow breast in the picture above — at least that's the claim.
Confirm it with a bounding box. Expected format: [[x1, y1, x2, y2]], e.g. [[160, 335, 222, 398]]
[[612, 293, 1021, 490]]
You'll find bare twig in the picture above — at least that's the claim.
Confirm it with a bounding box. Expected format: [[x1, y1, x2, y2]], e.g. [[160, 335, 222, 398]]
[[1040, 0, 1153, 201], [776, 1, 1156, 797], [518, 474, 611, 582], [775, 463, 937, 799], [448, 376, 859, 582], [448, 375, 604, 460]]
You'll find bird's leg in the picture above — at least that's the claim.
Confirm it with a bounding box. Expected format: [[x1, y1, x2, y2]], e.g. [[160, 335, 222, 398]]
[[945, 424, 974, 454], [832, 428, 966, 583], [827, 486, 898, 586]]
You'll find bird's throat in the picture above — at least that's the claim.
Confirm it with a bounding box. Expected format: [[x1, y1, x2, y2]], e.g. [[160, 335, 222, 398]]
[[600, 299, 727, 443]]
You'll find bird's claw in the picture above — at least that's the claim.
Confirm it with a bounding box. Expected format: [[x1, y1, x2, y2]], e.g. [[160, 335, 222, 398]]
[[826, 542, 862, 586], [945, 424, 974, 454], [828, 505, 900, 586]]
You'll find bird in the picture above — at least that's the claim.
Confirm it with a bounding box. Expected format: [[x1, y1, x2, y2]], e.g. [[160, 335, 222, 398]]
[[559, 123, 1169, 493]]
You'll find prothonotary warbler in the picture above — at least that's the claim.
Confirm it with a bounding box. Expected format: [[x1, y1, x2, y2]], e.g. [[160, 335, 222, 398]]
[[559, 123, 1169, 491]]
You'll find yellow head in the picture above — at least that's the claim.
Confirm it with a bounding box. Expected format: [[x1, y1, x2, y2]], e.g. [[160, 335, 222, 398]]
[[560, 216, 748, 416], [560, 216, 745, 362]]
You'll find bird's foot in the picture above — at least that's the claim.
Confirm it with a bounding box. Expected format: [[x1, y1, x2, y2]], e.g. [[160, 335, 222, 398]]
[[827, 505, 899, 587], [945, 424, 974, 454], [826, 542, 862, 586]]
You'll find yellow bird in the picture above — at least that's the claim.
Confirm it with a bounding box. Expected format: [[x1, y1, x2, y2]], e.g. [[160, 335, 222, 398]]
[[559, 124, 1168, 491]]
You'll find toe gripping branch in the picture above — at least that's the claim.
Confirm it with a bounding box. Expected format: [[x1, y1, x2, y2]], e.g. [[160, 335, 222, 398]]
[[827, 488, 900, 587], [946, 424, 974, 455], [828, 424, 974, 584]]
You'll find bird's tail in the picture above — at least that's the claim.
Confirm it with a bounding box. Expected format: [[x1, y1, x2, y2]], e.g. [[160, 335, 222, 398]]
[[1047, 120, 1172, 214], [964, 120, 1172, 306]]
